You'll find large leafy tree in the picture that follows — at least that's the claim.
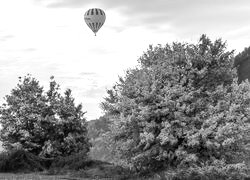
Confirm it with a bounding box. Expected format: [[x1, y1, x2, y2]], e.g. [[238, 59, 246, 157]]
[[102, 35, 250, 174], [0, 75, 90, 158]]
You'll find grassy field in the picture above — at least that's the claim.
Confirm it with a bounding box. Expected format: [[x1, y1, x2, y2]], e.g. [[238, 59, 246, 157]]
[[0, 173, 91, 180], [0, 173, 153, 180]]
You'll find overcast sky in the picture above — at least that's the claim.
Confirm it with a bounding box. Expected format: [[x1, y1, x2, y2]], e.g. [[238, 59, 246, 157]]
[[0, 0, 250, 120]]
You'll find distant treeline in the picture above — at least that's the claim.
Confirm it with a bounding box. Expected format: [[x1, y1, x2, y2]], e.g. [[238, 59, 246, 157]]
[[234, 46, 250, 82]]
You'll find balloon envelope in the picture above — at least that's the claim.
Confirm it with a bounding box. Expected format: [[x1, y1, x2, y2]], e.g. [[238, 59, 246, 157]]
[[84, 8, 106, 35]]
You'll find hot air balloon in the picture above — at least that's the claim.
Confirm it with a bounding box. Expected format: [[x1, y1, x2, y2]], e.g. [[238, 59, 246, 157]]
[[84, 8, 106, 36]]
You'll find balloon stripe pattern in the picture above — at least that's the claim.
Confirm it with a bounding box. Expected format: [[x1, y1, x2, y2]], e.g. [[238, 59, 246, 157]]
[[84, 8, 106, 35]]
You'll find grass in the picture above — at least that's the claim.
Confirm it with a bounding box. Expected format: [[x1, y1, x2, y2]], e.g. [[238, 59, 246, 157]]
[[0, 149, 135, 179], [0, 173, 86, 180]]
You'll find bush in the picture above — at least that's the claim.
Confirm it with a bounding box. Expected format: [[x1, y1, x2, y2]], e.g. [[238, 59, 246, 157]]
[[148, 160, 248, 180], [0, 149, 48, 172], [73, 162, 136, 180], [49, 151, 134, 179], [49, 149, 90, 172], [0, 151, 9, 172]]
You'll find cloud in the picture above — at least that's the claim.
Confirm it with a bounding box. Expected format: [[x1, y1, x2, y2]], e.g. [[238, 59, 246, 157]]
[[0, 34, 14, 42], [21, 48, 37, 52], [223, 25, 250, 52], [80, 86, 106, 99], [33, 0, 250, 37], [79, 72, 97, 76], [0, 59, 20, 68], [58, 76, 85, 80], [88, 47, 113, 55], [225, 25, 250, 39], [54, 73, 109, 99], [34, 0, 94, 8], [58, 72, 99, 80]]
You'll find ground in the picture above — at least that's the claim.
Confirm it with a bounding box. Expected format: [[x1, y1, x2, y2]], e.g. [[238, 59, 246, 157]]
[[0, 173, 92, 180]]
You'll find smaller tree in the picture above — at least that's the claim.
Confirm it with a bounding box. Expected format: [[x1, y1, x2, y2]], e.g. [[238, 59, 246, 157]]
[[0, 75, 90, 158], [41, 87, 90, 158], [0, 75, 47, 154]]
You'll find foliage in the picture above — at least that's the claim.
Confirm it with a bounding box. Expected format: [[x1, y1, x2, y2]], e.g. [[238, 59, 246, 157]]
[[0, 75, 90, 158], [87, 115, 116, 162], [0, 149, 47, 172], [0, 75, 46, 155], [49, 150, 90, 172], [234, 46, 250, 83], [101, 35, 250, 174], [88, 133, 116, 163], [49, 152, 131, 180], [87, 115, 110, 140], [155, 160, 248, 180]]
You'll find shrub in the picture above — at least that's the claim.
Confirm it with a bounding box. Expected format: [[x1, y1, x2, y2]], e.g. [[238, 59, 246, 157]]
[[0, 149, 47, 172], [49, 149, 90, 172], [147, 160, 248, 180]]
